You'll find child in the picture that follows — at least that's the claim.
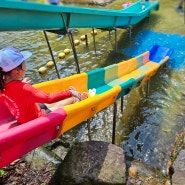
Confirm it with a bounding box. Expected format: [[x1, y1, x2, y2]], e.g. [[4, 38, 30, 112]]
[[0, 47, 87, 124]]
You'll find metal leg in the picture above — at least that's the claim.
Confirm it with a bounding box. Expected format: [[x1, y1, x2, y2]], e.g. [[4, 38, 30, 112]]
[[87, 119, 92, 141], [146, 79, 150, 97], [121, 97, 124, 112], [108, 30, 111, 40], [112, 101, 117, 144], [92, 28, 97, 54], [60, 13, 80, 74], [129, 26, 132, 41], [85, 34, 88, 47], [114, 28, 118, 52], [43, 31, 60, 79], [67, 31, 81, 74]]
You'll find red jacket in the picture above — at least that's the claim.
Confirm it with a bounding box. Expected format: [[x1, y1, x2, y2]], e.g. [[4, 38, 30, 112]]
[[2, 80, 72, 124]]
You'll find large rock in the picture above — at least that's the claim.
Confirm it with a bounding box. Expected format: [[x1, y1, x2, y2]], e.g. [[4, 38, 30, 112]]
[[172, 149, 185, 185], [170, 131, 185, 185], [127, 161, 164, 185], [57, 141, 126, 185]]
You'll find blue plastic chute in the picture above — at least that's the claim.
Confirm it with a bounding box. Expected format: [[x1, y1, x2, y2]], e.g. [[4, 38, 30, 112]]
[[149, 44, 174, 63]]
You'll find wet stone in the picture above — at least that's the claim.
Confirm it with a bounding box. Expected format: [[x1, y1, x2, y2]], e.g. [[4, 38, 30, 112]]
[[172, 149, 185, 185], [57, 141, 126, 185], [127, 160, 164, 185], [128, 166, 138, 179]]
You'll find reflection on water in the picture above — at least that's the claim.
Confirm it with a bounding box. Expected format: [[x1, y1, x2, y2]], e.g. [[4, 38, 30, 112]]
[[0, 0, 184, 172], [121, 68, 185, 172]]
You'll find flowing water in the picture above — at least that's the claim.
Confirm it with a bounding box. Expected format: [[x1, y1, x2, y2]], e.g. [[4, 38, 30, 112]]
[[0, 0, 185, 172]]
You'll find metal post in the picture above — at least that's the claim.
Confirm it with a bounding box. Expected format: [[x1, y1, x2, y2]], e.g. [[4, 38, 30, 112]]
[[184, 0, 185, 24], [67, 31, 81, 74], [129, 26, 132, 41], [92, 28, 97, 54], [183, 2, 185, 24], [43, 31, 60, 79], [87, 119, 92, 141], [114, 28, 117, 52], [108, 30, 111, 40], [146, 79, 150, 97], [60, 13, 80, 74], [112, 101, 117, 144], [85, 34, 88, 47], [121, 97, 124, 112]]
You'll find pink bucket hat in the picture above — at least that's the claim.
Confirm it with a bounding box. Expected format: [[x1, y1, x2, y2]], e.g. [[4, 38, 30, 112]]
[[0, 47, 32, 72]]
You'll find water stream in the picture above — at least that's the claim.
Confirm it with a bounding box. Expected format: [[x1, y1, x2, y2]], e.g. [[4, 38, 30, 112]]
[[0, 0, 184, 172]]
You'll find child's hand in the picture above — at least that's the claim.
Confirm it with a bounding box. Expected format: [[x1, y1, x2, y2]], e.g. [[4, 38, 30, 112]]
[[22, 77, 31, 84], [70, 90, 81, 101]]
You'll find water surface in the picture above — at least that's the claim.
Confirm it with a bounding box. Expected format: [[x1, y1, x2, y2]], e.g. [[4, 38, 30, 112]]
[[0, 0, 184, 172]]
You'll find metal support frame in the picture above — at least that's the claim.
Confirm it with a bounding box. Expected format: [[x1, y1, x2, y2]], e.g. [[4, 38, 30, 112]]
[[67, 30, 81, 74], [43, 30, 60, 79], [60, 13, 81, 74], [85, 34, 88, 47], [128, 26, 132, 41], [146, 79, 150, 97], [108, 30, 111, 39], [100, 27, 118, 52], [112, 101, 117, 144], [114, 28, 118, 52], [92, 28, 97, 54], [87, 119, 92, 141], [45, 16, 125, 145], [121, 97, 124, 112], [184, 0, 185, 24]]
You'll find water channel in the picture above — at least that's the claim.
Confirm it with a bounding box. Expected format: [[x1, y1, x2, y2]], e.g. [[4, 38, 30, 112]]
[[0, 0, 184, 173]]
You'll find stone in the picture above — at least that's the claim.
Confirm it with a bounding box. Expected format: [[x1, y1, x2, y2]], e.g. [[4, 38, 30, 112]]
[[172, 149, 185, 185], [128, 166, 138, 179], [164, 180, 171, 185], [57, 141, 126, 185], [127, 160, 164, 185]]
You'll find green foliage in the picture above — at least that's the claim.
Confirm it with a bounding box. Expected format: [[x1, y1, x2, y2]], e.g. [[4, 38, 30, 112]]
[[0, 169, 5, 175], [161, 172, 167, 180], [171, 154, 177, 163]]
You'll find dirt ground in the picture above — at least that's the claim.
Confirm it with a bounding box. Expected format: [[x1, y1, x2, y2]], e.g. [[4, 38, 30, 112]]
[[0, 157, 57, 185]]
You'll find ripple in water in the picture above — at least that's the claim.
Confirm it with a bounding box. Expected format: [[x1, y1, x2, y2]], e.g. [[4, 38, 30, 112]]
[[121, 68, 185, 172]]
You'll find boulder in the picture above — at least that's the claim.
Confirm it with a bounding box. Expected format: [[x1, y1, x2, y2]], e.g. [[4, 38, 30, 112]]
[[57, 140, 126, 185], [172, 149, 185, 185], [170, 131, 185, 185]]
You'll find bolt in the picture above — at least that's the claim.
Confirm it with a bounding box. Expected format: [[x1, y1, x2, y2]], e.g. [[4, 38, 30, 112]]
[[56, 125, 60, 130], [91, 107, 96, 111]]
